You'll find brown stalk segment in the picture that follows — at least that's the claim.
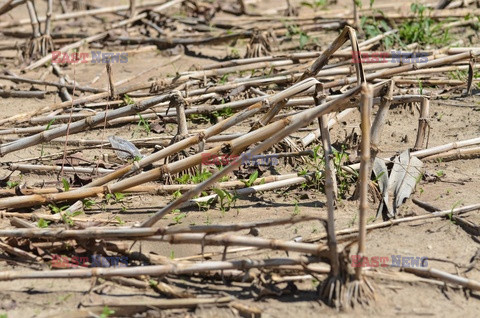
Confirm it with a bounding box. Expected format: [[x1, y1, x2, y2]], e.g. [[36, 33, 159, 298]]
[[140, 85, 362, 228], [355, 84, 373, 281], [0, 256, 313, 281], [413, 98, 430, 150]]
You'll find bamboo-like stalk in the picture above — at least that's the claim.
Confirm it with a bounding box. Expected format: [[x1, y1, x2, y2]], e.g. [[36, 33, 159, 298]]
[[301, 108, 355, 147], [320, 113, 340, 269], [340, 83, 376, 308], [0, 92, 179, 156], [0, 0, 167, 28], [0, 0, 26, 16], [184, 176, 311, 209], [129, 0, 136, 18], [0, 256, 313, 281], [26, 0, 41, 38], [316, 82, 342, 306], [326, 50, 480, 89], [83, 296, 233, 310], [355, 84, 372, 281], [172, 92, 188, 137], [106, 62, 116, 99], [140, 85, 362, 228], [82, 78, 319, 189], [347, 136, 480, 171], [404, 267, 480, 291], [160, 215, 322, 235], [0, 225, 328, 256], [422, 145, 480, 162], [0, 90, 45, 98], [0, 241, 42, 263], [309, 204, 480, 241], [412, 136, 480, 158], [413, 98, 430, 150], [44, 0, 52, 36], [8, 163, 113, 174], [352, 0, 360, 31], [24, 31, 109, 71], [0, 82, 325, 209], [0, 75, 104, 93]]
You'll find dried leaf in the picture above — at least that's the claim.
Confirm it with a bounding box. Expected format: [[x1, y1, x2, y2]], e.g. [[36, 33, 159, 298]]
[[373, 157, 391, 220], [108, 136, 143, 160], [387, 150, 424, 217]]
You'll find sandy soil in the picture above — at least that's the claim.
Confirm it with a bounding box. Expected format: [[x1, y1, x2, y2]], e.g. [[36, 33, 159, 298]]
[[1, 0, 480, 317]]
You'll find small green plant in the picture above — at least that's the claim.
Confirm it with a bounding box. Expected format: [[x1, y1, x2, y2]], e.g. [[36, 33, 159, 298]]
[[348, 213, 358, 227], [40, 118, 55, 157], [172, 211, 187, 224], [176, 174, 191, 184], [105, 192, 125, 203], [189, 113, 211, 124], [436, 170, 445, 177], [100, 306, 115, 318], [204, 215, 212, 225], [219, 175, 230, 182], [285, 24, 311, 49], [170, 250, 175, 259], [6, 181, 18, 189], [61, 178, 70, 192], [332, 146, 358, 198], [242, 171, 258, 187], [114, 216, 125, 225], [398, 3, 450, 46], [229, 47, 240, 58], [300, 0, 327, 10], [192, 169, 212, 184], [292, 201, 301, 216], [82, 199, 96, 210], [62, 210, 83, 226], [49, 204, 69, 214], [213, 106, 234, 118], [448, 69, 480, 89], [57, 293, 72, 303], [123, 94, 135, 105], [49, 204, 82, 226], [213, 188, 237, 212], [37, 218, 50, 228], [137, 114, 151, 135], [172, 189, 182, 199], [219, 74, 230, 84]]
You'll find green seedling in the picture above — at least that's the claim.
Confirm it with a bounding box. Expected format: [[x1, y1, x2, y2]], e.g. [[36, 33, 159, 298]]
[[137, 113, 150, 135], [100, 306, 115, 318], [37, 218, 50, 228], [173, 213, 186, 224], [123, 94, 135, 105], [192, 169, 212, 184], [242, 171, 258, 187], [115, 216, 125, 225], [292, 201, 301, 216], [61, 178, 70, 192], [6, 181, 18, 189], [300, 0, 327, 10], [398, 3, 450, 46], [213, 188, 237, 213]]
